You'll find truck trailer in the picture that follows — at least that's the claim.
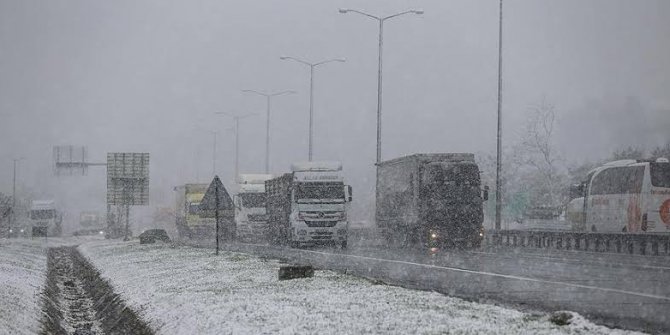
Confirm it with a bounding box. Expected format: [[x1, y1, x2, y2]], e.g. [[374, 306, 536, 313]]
[[266, 162, 352, 248], [376, 153, 487, 248]]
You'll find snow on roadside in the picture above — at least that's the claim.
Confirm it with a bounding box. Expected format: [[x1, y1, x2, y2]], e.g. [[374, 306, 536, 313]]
[[0, 239, 47, 335], [0, 236, 107, 335], [80, 240, 644, 335]]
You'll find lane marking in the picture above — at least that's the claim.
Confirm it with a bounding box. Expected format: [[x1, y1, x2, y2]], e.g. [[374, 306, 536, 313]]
[[238, 243, 670, 302], [468, 250, 670, 271]]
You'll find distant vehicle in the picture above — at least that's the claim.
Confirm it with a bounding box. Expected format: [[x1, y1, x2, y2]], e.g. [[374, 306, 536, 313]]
[[30, 200, 62, 237], [72, 228, 105, 236], [567, 158, 670, 233], [376, 154, 488, 248], [266, 161, 352, 248], [234, 174, 273, 242], [139, 229, 171, 244], [79, 211, 102, 227], [174, 184, 215, 240]]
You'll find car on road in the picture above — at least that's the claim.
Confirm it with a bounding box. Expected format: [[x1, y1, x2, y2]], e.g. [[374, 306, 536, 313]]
[[139, 229, 171, 244]]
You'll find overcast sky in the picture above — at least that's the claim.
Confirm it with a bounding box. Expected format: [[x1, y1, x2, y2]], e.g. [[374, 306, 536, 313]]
[[1, 0, 669, 227]]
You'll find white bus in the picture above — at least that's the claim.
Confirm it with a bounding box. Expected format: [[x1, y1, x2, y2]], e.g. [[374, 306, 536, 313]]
[[567, 158, 670, 233]]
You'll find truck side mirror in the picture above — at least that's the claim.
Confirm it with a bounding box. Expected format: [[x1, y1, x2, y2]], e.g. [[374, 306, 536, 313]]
[[483, 186, 489, 201], [345, 185, 353, 202]]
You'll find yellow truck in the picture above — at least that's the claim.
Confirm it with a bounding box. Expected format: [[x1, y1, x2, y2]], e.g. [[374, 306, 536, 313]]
[[174, 184, 216, 240]]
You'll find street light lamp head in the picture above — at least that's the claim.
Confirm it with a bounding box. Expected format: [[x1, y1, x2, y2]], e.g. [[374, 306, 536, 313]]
[[279, 56, 289, 60], [338, 8, 349, 14], [335, 58, 346, 62], [412, 9, 424, 15]]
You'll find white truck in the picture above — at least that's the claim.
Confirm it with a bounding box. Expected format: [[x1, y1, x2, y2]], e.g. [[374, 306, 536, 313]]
[[30, 200, 62, 237], [234, 174, 273, 242], [266, 162, 352, 248]]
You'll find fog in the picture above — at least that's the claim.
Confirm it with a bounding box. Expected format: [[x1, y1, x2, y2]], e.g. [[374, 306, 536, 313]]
[[1, 0, 669, 230]]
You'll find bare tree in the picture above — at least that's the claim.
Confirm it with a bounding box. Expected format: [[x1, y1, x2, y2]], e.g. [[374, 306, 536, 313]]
[[517, 99, 566, 207]]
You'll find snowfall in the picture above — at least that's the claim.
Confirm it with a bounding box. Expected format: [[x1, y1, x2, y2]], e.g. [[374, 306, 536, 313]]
[[1, 237, 647, 334]]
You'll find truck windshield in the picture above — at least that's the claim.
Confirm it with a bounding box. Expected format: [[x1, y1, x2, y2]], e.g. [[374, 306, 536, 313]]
[[240, 193, 266, 208], [651, 163, 670, 188], [422, 163, 481, 202], [31, 209, 55, 220], [188, 202, 200, 215], [295, 182, 345, 203]]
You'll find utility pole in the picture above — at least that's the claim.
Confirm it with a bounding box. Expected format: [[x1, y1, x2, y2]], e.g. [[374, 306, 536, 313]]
[[495, 0, 504, 230], [9, 158, 23, 237], [280, 56, 345, 161], [242, 90, 296, 173], [338, 8, 423, 165], [209, 130, 219, 176], [215, 112, 257, 180]]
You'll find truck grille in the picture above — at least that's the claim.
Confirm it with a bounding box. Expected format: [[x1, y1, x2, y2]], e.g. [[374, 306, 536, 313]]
[[301, 211, 342, 220], [305, 221, 337, 228]]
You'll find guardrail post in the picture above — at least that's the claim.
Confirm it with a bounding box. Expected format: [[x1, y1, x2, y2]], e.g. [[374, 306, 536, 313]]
[[639, 237, 647, 255], [584, 235, 590, 252], [652, 240, 659, 256]]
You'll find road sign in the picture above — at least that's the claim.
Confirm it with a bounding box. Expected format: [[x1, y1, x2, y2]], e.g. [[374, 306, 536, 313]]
[[106, 153, 149, 206], [200, 176, 235, 255], [200, 176, 234, 212], [53, 145, 89, 176]]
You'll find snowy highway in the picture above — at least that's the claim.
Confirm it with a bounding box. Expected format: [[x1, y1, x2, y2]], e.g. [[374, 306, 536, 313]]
[[220, 242, 670, 333]]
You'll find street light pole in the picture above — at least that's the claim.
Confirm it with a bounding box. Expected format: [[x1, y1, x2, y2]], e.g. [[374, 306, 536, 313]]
[[9, 158, 23, 237], [215, 112, 257, 180], [209, 130, 218, 176], [338, 8, 423, 165], [495, 0, 504, 230], [280, 56, 346, 161], [242, 90, 296, 173]]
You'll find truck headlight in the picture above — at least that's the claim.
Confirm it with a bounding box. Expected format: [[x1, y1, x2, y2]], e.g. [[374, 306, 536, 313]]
[[297, 230, 307, 236]]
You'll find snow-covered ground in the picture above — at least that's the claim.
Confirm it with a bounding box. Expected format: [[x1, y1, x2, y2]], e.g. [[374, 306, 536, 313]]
[[0, 236, 106, 335], [80, 240, 644, 335], [0, 239, 47, 335]]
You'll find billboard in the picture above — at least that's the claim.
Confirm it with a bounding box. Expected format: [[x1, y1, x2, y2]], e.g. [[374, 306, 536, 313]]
[[106, 153, 149, 205]]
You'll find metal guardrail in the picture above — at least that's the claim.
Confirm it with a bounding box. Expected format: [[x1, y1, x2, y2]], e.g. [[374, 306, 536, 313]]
[[485, 229, 670, 256]]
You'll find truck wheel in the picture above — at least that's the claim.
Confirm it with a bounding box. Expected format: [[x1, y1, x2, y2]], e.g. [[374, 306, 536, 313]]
[[340, 241, 347, 249]]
